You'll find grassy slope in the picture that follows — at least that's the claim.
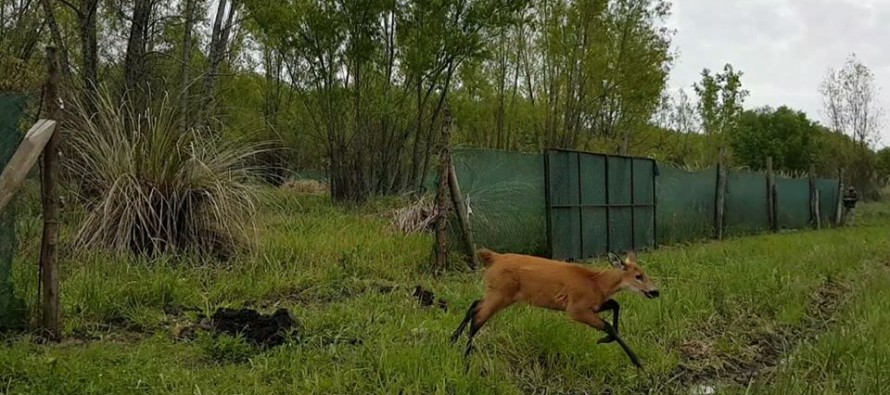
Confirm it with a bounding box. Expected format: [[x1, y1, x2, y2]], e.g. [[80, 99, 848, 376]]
[[2, 190, 890, 394]]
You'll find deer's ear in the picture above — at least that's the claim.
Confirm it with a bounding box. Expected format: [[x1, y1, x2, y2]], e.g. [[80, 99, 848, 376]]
[[625, 250, 638, 264], [608, 252, 625, 269]]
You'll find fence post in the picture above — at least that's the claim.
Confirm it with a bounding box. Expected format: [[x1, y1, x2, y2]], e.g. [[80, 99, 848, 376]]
[[715, 148, 727, 240], [434, 101, 452, 272], [809, 164, 819, 229], [766, 157, 776, 232], [448, 163, 478, 270], [39, 46, 62, 339], [835, 167, 845, 226]]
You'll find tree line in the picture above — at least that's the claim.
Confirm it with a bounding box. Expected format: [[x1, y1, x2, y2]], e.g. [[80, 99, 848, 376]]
[[1, 0, 886, 203]]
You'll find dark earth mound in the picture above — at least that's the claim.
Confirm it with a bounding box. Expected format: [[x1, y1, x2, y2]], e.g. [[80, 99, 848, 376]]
[[209, 307, 299, 347]]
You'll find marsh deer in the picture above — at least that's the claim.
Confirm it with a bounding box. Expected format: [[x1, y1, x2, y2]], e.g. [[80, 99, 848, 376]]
[[450, 249, 659, 369]]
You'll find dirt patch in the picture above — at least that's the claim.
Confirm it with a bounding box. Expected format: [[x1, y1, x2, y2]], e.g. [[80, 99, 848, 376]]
[[179, 308, 300, 348], [412, 285, 448, 312], [665, 277, 850, 390]]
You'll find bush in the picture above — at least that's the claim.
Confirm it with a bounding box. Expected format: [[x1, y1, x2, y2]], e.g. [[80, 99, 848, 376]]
[[64, 89, 265, 258]]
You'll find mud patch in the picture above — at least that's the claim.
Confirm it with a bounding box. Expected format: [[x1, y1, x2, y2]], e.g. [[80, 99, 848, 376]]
[[183, 308, 300, 348], [667, 277, 850, 390], [412, 285, 448, 311]]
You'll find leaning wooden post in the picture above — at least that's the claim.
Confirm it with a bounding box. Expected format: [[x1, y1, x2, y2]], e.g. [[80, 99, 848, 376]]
[[835, 168, 845, 226], [809, 164, 818, 229], [448, 163, 478, 270], [714, 148, 727, 240], [434, 101, 453, 272], [39, 46, 62, 339], [766, 156, 776, 232]]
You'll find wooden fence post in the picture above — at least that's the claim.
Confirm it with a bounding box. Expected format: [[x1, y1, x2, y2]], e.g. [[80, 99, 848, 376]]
[[809, 164, 819, 229], [434, 102, 453, 272], [448, 163, 478, 270], [766, 157, 776, 232], [715, 148, 727, 240], [835, 168, 845, 226], [39, 46, 62, 339]]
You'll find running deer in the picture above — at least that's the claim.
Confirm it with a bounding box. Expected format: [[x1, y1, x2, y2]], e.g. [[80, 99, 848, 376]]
[[450, 249, 659, 369]]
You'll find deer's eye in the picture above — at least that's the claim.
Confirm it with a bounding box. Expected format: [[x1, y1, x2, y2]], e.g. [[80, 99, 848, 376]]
[[635, 274, 644, 282]]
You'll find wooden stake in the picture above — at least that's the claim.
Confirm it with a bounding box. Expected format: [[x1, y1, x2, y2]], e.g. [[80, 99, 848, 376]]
[[714, 147, 727, 240], [39, 47, 62, 339], [434, 102, 452, 272], [808, 164, 817, 229], [0, 120, 57, 212], [448, 163, 478, 270], [766, 156, 776, 232], [814, 189, 822, 230], [835, 168, 845, 226]]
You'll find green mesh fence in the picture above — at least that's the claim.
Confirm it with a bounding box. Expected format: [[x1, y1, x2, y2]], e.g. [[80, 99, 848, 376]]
[[447, 148, 840, 259], [816, 179, 840, 226], [450, 148, 547, 255], [0, 93, 27, 329], [725, 170, 770, 236], [776, 176, 811, 230], [656, 165, 716, 244]]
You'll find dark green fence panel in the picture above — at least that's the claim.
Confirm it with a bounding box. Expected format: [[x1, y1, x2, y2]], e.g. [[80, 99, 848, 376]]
[[545, 149, 656, 261], [0, 93, 27, 329], [450, 148, 547, 256], [725, 170, 769, 236], [816, 179, 840, 226], [776, 176, 810, 229], [656, 165, 717, 244]]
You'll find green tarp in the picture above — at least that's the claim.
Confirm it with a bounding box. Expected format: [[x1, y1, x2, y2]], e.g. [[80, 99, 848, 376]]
[[0, 93, 27, 329]]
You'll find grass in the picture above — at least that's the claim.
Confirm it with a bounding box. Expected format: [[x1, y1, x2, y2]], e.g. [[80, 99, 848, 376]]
[[3, 189, 890, 394]]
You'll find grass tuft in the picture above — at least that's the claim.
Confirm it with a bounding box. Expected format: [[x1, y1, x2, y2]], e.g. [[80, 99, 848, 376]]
[[63, 89, 266, 258]]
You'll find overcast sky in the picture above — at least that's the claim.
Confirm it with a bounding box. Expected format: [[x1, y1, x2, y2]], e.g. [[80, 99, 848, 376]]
[[665, 0, 890, 147]]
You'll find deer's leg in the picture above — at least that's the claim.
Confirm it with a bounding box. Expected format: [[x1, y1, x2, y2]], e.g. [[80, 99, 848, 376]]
[[464, 296, 512, 359], [568, 306, 643, 369], [450, 299, 481, 344], [594, 299, 620, 344]]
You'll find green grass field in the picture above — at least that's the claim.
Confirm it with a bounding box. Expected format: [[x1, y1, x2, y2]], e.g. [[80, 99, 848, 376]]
[[3, 189, 890, 394]]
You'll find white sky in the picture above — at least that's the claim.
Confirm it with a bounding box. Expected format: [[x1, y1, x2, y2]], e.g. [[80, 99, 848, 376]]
[[665, 0, 890, 147]]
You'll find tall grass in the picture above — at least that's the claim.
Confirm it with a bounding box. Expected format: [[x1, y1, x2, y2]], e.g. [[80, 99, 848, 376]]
[[64, 89, 265, 258]]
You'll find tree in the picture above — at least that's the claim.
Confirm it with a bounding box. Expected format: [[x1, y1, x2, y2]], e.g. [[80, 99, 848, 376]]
[[203, 0, 240, 122], [123, 0, 154, 113], [820, 53, 884, 148], [732, 106, 820, 173], [693, 63, 747, 164], [820, 54, 886, 195]]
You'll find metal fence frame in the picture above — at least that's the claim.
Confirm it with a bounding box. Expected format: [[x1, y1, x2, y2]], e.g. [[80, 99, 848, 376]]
[[544, 148, 657, 261]]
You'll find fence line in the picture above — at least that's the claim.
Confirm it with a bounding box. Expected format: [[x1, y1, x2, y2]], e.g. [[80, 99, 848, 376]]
[[449, 147, 843, 258]]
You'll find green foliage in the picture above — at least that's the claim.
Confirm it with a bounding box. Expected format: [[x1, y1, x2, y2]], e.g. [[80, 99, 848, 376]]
[[63, 88, 265, 258], [732, 106, 821, 173], [694, 64, 748, 163]]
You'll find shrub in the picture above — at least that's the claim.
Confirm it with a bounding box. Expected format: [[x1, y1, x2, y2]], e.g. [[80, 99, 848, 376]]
[[64, 89, 265, 258]]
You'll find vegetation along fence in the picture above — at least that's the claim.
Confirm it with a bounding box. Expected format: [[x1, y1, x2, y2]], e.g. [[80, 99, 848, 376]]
[[449, 147, 842, 261]]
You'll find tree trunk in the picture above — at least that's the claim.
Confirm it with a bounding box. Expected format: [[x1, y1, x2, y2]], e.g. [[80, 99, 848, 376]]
[[202, 0, 238, 121], [78, 0, 99, 106], [180, 0, 198, 131], [123, 0, 153, 113], [435, 103, 453, 272]]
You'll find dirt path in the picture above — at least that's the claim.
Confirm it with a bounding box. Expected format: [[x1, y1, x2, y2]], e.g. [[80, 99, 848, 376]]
[[654, 276, 851, 393]]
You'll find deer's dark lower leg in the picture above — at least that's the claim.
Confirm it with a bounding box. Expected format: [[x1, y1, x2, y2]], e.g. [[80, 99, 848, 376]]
[[450, 300, 481, 344], [595, 299, 620, 344], [602, 322, 642, 369]]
